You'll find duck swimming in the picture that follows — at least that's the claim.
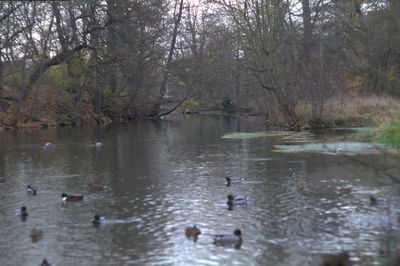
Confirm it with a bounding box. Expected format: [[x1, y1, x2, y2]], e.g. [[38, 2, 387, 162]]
[[338, 186, 352, 195], [185, 225, 201, 239], [92, 214, 102, 225], [227, 194, 248, 206], [20, 206, 29, 217], [41, 259, 51, 266], [30, 228, 44, 243], [62, 193, 84, 202], [95, 142, 103, 148], [225, 177, 244, 186], [320, 251, 351, 266], [369, 195, 385, 206], [212, 229, 243, 247], [27, 185, 37, 195], [43, 142, 53, 150]]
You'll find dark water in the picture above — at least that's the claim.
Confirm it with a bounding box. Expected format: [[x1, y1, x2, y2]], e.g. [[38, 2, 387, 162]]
[[1, 116, 400, 266]]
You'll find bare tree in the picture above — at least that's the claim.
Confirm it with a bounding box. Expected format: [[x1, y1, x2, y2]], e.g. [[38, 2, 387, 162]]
[[219, 0, 301, 129], [0, 2, 27, 110], [19, 2, 109, 102], [151, 0, 185, 118]]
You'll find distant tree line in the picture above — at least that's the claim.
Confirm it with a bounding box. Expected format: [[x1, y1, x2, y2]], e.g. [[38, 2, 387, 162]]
[[0, 0, 398, 128]]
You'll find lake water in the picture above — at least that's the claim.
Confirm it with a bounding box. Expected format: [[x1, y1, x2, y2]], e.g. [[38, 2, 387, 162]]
[[1, 116, 400, 265]]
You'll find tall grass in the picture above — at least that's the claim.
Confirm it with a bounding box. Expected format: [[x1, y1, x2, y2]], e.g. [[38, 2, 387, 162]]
[[296, 94, 400, 126]]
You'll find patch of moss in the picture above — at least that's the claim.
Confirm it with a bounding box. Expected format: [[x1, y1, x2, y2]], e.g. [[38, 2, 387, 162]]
[[378, 122, 400, 147]]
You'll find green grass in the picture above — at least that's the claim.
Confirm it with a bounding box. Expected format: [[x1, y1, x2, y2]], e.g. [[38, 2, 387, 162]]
[[378, 122, 400, 147]]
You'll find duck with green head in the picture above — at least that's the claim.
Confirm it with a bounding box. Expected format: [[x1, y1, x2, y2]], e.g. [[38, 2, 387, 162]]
[[41, 259, 50, 266], [62, 193, 84, 202], [212, 229, 243, 247], [20, 206, 28, 217], [92, 214, 102, 225], [369, 195, 385, 206], [370, 195, 381, 206], [225, 177, 244, 187], [227, 194, 248, 206]]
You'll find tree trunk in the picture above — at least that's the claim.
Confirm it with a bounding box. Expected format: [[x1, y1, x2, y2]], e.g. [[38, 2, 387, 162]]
[[94, 52, 102, 113], [234, 49, 241, 109], [302, 0, 312, 53], [280, 103, 299, 131], [88, 3, 102, 113], [151, 0, 184, 118], [21, 44, 86, 101], [107, 0, 117, 93], [52, 3, 68, 51], [0, 49, 3, 111], [66, 1, 80, 94]]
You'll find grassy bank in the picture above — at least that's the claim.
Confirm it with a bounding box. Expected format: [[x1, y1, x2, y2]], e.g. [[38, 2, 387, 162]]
[[297, 95, 400, 128], [377, 122, 400, 147], [294, 95, 400, 149]]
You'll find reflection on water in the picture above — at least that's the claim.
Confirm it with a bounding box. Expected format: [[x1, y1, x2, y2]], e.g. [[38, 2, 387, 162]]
[[0, 116, 400, 265]]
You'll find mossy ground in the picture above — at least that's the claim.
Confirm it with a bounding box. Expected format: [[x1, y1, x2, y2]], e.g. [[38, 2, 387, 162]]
[[377, 122, 400, 147]]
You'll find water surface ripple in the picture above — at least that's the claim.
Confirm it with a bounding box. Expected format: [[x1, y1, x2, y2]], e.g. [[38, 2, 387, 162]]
[[0, 117, 400, 265]]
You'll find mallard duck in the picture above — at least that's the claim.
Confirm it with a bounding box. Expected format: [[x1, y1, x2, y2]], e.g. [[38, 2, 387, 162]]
[[30, 228, 44, 243], [370, 195, 377, 205], [320, 251, 351, 266], [185, 225, 201, 239], [27, 185, 37, 195], [92, 214, 102, 225], [227, 194, 248, 205], [20, 206, 29, 217], [62, 192, 84, 202], [338, 186, 352, 195], [369, 195, 384, 206], [43, 142, 53, 150], [41, 259, 51, 266], [226, 177, 244, 186], [212, 229, 243, 246]]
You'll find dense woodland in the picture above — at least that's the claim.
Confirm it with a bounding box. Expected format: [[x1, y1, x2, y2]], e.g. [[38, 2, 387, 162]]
[[0, 0, 399, 129]]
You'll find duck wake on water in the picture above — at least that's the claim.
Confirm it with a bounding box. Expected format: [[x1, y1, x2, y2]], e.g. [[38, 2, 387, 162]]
[[92, 215, 141, 225]]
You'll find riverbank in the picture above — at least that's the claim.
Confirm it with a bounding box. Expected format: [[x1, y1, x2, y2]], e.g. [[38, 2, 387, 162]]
[[295, 95, 400, 148], [296, 94, 400, 128], [1, 89, 400, 136], [0, 87, 149, 130]]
